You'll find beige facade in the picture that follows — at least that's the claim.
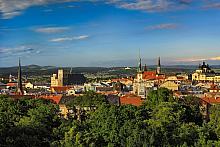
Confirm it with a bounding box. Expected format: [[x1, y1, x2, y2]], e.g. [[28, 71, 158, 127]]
[[166, 76, 178, 81], [192, 72, 220, 82], [25, 82, 34, 89], [51, 69, 64, 87], [192, 62, 220, 82], [133, 72, 156, 98], [160, 81, 179, 91]]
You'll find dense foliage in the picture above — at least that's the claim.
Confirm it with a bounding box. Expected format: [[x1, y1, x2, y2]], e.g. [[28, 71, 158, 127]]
[[1, 89, 220, 146]]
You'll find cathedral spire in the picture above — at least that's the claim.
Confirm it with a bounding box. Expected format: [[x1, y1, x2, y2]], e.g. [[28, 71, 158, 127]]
[[17, 58, 23, 95], [138, 49, 142, 72], [144, 64, 147, 71], [158, 56, 161, 67], [157, 57, 161, 74]]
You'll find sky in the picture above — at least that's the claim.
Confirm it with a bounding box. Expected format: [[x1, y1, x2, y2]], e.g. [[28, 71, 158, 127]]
[[1, 0, 220, 67]]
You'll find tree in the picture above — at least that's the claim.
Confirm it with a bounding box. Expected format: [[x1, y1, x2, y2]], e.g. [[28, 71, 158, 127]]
[[146, 88, 174, 107], [145, 102, 200, 146], [0, 97, 61, 146], [67, 91, 107, 108], [178, 95, 203, 125]]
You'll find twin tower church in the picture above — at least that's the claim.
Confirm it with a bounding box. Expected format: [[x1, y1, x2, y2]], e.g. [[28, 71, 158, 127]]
[[133, 57, 165, 98]]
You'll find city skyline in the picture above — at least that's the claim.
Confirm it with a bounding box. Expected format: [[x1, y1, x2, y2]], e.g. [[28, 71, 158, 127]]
[[1, 0, 220, 67]]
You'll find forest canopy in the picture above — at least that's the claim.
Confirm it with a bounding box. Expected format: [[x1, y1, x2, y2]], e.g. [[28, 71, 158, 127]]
[[0, 89, 220, 147]]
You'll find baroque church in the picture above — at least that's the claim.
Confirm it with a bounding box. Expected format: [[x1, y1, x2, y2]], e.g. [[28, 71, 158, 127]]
[[133, 57, 165, 98]]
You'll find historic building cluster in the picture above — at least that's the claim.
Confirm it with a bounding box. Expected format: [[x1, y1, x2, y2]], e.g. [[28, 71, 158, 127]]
[[1, 57, 220, 117], [192, 62, 220, 82]]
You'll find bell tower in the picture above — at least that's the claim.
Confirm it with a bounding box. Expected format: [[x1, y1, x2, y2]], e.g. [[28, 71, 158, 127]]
[[17, 58, 23, 95], [157, 57, 161, 74], [137, 49, 142, 72]]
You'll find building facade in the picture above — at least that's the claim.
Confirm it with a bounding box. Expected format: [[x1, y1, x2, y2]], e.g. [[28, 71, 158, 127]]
[[192, 62, 220, 82], [51, 69, 64, 87], [51, 69, 87, 87], [133, 57, 165, 98]]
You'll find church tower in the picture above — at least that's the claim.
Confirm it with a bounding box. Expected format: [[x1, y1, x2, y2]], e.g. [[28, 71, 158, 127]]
[[17, 58, 23, 95], [157, 57, 161, 74], [144, 64, 147, 71], [138, 57, 142, 72], [137, 49, 143, 81], [58, 69, 64, 86], [137, 49, 142, 72]]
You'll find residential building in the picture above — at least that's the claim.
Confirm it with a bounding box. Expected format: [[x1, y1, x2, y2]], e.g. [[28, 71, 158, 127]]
[[160, 81, 179, 91]]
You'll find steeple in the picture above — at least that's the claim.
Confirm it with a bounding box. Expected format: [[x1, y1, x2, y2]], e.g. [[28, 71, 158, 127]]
[[17, 58, 23, 95], [138, 49, 142, 72], [138, 58, 142, 72], [158, 56, 161, 67], [157, 57, 161, 74], [144, 64, 147, 71]]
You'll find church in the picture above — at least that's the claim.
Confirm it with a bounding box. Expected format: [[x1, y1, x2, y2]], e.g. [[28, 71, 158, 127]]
[[133, 57, 165, 99], [51, 69, 87, 87], [192, 62, 220, 82]]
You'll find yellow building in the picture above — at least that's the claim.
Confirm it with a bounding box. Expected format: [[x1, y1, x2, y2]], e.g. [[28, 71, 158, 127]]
[[59, 104, 68, 118], [160, 81, 179, 91], [51, 69, 64, 87], [192, 62, 220, 82], [25, 82, 34, 89]]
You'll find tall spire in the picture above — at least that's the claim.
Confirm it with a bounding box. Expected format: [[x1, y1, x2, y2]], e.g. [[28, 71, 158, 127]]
[[158, 56, 161, 67], [144, 64, 147, 71], [138, 49, 142, 72], [17, 58, 23, 95], [157, 57, 161, 74]]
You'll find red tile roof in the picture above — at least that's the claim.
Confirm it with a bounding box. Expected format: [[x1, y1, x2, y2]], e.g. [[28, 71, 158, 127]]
[[7, 83, 17, 87], [142, 71, 156, 80], [51, 86, 71, 93], [201, 97, 220, 104], [142, 71, 165, 80], [39, 95, 63, 104], [120, 94, 144, 106]]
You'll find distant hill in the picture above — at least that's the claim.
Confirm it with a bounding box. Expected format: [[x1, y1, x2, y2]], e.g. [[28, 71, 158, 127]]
[[0, 64, 220, 77], [0, 65, 109, 77]]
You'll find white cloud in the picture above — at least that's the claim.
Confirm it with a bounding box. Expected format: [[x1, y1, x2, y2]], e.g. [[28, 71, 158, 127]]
[[0, 0, 75, 19], [35, 26, 70, 33], [1, 11, 22, 19], [203, 1, 220, 9], [0, 0, 194, 19], [146, 23, 178, 30], [112, 0, 192, 12], [176, 56, 220, 62], [0, 46, 40, 57], [50, 35, 89, 42]]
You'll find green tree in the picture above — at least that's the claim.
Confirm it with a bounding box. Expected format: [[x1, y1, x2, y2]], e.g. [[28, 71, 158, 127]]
[[67, 91, 107, 108], [0, 97, 61, 147], [146, 87, 174, 107]]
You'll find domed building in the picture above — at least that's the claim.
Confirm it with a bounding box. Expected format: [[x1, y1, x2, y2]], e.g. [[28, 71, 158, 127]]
[[192, 62, 220, 82]]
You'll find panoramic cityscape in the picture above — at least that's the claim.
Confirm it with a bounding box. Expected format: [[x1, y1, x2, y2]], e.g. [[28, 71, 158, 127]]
[[1, 0, 220, 146]]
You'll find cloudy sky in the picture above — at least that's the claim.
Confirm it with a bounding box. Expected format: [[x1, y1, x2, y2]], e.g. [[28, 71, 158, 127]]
[[1, 0, 220, 67]]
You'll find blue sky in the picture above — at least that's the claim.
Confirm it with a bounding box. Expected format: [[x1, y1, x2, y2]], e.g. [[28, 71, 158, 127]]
[[1, 0, 220, 67]]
